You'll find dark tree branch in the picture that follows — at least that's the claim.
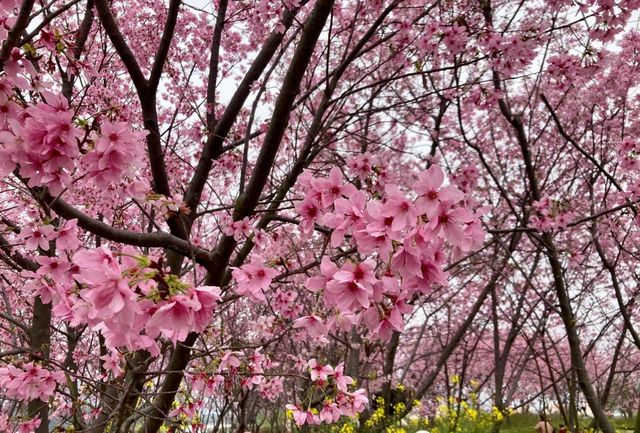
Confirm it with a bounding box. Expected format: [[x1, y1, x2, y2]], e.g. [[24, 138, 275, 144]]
[[235, 0, 334, 220], [93, 0, 147, 94], [37, 191, 213, 268], [541, 93, 626, 194], [206, 0, 228, 130], [184, 1, 308, 213], [0, 0, 36, 68], [19, 0, 84, 46], [148, 0, 181, 94], [94, 0, 183, 242], [0, 233, 38, 271], [62, 0, 95, 101], [139, 3, 335, 431]]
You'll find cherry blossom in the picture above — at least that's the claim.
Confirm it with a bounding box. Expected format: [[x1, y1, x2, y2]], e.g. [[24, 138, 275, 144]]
[[1, 1, 638, 432], [231, 256, 279, 302]]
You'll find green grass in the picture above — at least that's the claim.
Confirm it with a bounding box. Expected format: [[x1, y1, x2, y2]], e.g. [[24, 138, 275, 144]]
[[397, 413, 636, 433], [496, 413, 636, 433], [303, 412, 636, 433]]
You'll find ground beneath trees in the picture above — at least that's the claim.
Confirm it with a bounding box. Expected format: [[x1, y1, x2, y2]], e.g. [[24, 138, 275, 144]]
[[489, 413, 633, 433]]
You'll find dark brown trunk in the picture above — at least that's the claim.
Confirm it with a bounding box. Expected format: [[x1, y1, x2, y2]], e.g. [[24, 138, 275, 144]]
[[27, 297, 52, 433]]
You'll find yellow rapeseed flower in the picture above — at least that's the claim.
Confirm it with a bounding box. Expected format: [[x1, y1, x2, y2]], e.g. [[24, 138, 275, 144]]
[[491, 406, 504, 421]]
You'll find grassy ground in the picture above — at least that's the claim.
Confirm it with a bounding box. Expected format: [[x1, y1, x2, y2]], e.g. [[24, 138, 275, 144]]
[[497, 413, 635, 433], [300, 412, 636, 433]]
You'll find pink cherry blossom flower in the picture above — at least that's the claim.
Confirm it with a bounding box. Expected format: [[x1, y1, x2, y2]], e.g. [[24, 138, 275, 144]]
[[363, 305, 404, 341], [73, 247, 119, 271], [305, 256, 338, 292], [316, 166, 357, 208], [325, 259, 377, 312], [218, 351, 242, 372], [78, 271, 138, 319], [37, 370, 65, 401], [308, 359, 334, 382], [390, 245, 422, 279], [326, 278, 372, 312], [427, 201, 475, 246], [319, 401, 342, 423], [84, 121, 146, 187], [333, 362, 354, 392], [100, 350, 124, 377], [292, 315, 327, 338], [347, 152, 376, 180], [0, 363, 63, 402], [0, 91, 20, 128], [323, 189, 367, 247], [345, 388, 369, 414], [189, 285, 221, 332], [295, 196, 322, 234], [354, 226, 394, 260], [17, 418, 41, 433], [332, 259, 377, 290], [259, 378, 285, 402], [231, 256, 278, 302], [222, 217, 253, 240], [326, 311, 360, 333], [414, 165, 463, 217], [403, 254, 448, 294], [363, 200, 400, 238], [286, 404, 319, 426], [241, 373, 264, 390], [380, 184, 421, 231], [56, 218, 80, 251], [21, 224, 56, 251], [146, 294, 196, 341], [35, 256, 71, 282]]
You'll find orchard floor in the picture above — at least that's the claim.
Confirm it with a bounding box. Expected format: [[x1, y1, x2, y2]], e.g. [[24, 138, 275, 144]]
[[497, 413, 634, 433], [362, 413, 637, 433], [442, 413, 636, 433], [299, 413, 636, 433]]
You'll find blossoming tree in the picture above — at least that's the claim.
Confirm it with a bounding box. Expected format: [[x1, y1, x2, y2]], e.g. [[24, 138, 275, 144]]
[[1, 0, 640, 432]]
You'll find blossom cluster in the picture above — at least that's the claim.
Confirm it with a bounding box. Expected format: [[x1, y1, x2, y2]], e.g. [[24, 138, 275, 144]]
[[0, 362, 64, 402], [480, 30, 539, 75], [231, 255, 279, 302], [19, 219, 79, 254], [285, 359, 367, 426], [30, 245, 221, 355], [0, 84, 145, 196], [186, 349, 283, 404], [0, 415, 40, 433], [293, 165, 484, 340], [530, 195, 577, 232], [617, 139, 640, 172], [82, 121, 146, 188], [0, 93, 82, 194]]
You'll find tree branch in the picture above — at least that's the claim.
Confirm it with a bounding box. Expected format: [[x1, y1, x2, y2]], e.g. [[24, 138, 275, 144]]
[[147, 0, 181, 94], [234, 0, 334, 220], [93, 0, 147, 94], [206, 0, 228, 130], [39, 192, 213, 268], [184, 1, 308, 213], [19, 0, 83, 46], [0, 0, 36, 68], [139, 3, 335, 431]]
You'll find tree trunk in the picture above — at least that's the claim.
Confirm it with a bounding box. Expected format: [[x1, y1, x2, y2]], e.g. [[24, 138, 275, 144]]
[[27, 297, 52, 433], [634, 399, 640, 433], [491, 287, 504, 433]]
